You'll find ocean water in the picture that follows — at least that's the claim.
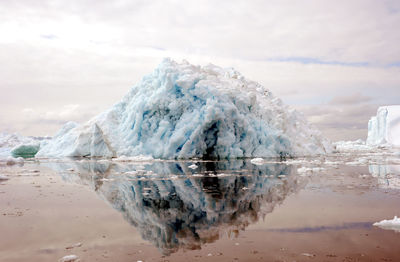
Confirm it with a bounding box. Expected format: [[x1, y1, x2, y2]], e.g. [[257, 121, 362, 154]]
[[0, 156, 399, 261]]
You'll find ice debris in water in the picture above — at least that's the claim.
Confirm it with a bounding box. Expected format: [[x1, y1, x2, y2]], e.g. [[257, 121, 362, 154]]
[[111, 155, 154, 162], [367, 105, 400, 147], [65, 242, 82, 249], [58, 255, 79, 262], [188, 164, 198, 169], [373, 216, 400, 232], [36, 58, 331, 159], [250, 158, 264, 165], [5, 156, 24, 165]]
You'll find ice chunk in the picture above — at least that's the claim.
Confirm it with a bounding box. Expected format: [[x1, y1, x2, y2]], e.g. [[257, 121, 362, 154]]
[[367, 106, 400, 147], [188, 164, 198, 169], [112, 155, 154, 162], [373, 216, 400, 232], [0, 132, 51, 158], [58, 255, 79, 262], [11, 143, 40, 158], [65, 242, 83, 249], [37, 59, 331, 159], [250, 158, 264, 165]]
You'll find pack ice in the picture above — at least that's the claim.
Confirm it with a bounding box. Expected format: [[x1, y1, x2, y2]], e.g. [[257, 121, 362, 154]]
[[367, 106, 400, 147], [37, 59, 331, 159]]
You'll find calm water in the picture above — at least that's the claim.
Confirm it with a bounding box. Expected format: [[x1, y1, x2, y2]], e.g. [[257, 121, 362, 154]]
[[0, 157, 400, 261]]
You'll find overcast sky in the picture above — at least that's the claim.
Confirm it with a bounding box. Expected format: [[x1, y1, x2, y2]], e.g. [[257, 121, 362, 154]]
[[1, 0, 400, 141]]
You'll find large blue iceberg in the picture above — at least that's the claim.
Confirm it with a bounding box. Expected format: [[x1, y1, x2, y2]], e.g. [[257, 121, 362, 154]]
[[37, 59, 331, 159]]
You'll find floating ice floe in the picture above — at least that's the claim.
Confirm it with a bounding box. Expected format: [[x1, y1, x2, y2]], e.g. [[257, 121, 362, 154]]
[[373, 216, 400, 232], [112, 155, 154, 162], [188, 164, 198, 169], [250, 158, 264, 165], [58, 254, 79, 262], [36, 59, 331, 159], [65, 242, 82, 249], [367, 105, 400, 147]]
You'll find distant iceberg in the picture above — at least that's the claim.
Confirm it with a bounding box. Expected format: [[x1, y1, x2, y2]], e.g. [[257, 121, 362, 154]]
[[367, 106, 400, 147], [37, 59, 331, 159], [0, 132, 49, 158]]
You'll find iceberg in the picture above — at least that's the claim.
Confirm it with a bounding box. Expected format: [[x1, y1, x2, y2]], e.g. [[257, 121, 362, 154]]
[[37, 59, 331, 159], [0, 132, 49, 158], [11, 143, 40, 158], [373, 216, 400, 232], [367, 106, 400, 147]]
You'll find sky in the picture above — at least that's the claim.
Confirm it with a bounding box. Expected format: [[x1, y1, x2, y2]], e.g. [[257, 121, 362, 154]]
[[1, 0, 400, 141]]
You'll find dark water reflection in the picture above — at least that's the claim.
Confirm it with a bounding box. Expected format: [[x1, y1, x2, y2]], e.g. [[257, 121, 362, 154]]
[[45, 160, 304, 255]]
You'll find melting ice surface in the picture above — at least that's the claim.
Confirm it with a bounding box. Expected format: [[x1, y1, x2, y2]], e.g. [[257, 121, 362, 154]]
[[45, 159, 302, 255], [37, 59, 331, 159]]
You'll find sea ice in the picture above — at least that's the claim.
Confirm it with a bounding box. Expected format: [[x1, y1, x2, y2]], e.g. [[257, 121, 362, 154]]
[[333, 139, 373, 152], [188, 164, 198, 169], [367, 106, 400, 147], [250, 158, 264, 165], [373, 216, 400, 232], [36, 59, 331, 159], [58, 255, 79, 262]]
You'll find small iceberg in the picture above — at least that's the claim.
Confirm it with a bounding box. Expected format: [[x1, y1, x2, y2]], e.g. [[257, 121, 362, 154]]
[[367, 106, 400, 147], [373, 216, 400, 232]]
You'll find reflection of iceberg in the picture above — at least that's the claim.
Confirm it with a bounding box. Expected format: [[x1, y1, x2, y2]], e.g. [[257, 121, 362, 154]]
[[369, 165, 400, 189], [45, 160, 303, 255]]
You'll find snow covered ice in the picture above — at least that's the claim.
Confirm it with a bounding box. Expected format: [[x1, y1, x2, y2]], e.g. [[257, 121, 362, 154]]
[[367, 105, 400, 147], [37, 59, 331, 159]]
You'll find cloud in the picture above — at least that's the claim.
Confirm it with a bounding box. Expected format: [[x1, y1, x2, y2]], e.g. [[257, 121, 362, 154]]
[[295, 94, 379, 141], [21, 104, 95, 124], [0, 0, 399, 140], [329, 93, 372, 105], [40, 34, 57, 40]]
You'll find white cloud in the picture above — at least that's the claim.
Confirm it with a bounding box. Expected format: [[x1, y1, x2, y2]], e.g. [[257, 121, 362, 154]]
[[0, 0, 399, 139]]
